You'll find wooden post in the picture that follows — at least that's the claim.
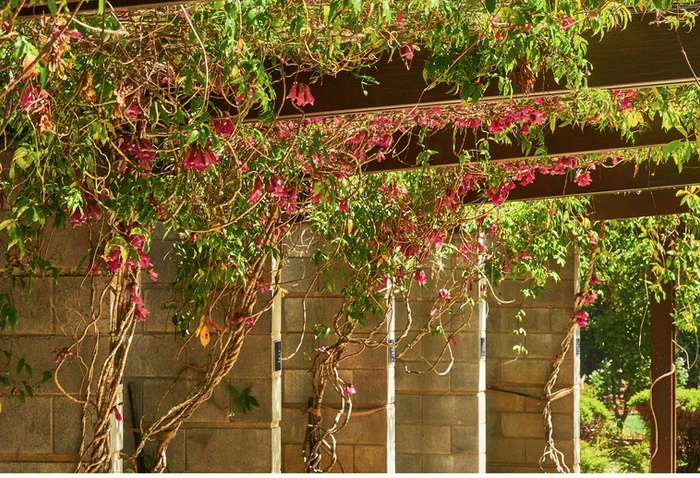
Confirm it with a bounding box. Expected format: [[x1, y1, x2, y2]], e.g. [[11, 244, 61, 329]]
[[650, 265, 676, 473]]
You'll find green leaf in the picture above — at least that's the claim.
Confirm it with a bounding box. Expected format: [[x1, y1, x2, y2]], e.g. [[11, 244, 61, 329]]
[[47, 0, 57, 15], [40, 370, 52, 384], [16, 357, 25, 376], [485, 0, 497, 13]]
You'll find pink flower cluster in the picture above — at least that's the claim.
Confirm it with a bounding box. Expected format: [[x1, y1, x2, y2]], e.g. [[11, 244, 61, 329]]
[[488, 104, 547, 135], [287, 82, 315, 107], [128, 284, 149, 321], [574, 310, 588, 327], [120, 138, 156, 173], [183, 144, 220, 171], [20, 87, 49, 113], [613, 89, 637, 110], [69, 201, 102, 228]]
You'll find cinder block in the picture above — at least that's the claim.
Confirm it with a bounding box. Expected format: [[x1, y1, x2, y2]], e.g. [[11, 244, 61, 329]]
[[350, 369, 388, 407], [0, 397, 52, 453], [0, 277, 54, 334], [53, 396, 85, 454], [280, 258, 318, 294], [451, 425, 481, 455], [140, 378, 231, 423], [148, 237, 178, 284], [281, 406, 308, 444], [334, 410, 387, 445], [422, 330, 480, 362], [396, 424, 450, 454], [283, 369, 314, 404], [484, 332, 520, 360], [282, 297, 343, 333], [524, 333, 568, 359], [224, 334, 273, 380], [451, 362, 482, 392], [396, 453, 421, 473], [550, 308, 575, 332], [354, 444, 387, 472], [125, 334, 185, 378], [486, 437, 526, 463], [395, 394, 421, 424], [488, 308, 550, 333], [421, 395, 480, 426], [342, 342, 389, 370], [0, 463, 76, 472], [283, 443, 305, 472], [44, 224, 92, 270], [331, 445, 354, 473], [395, 363, 450, 392], [186, 428, 272, 472], [500, 412, 544, 438], [486, 389, 525, 412], [54, 276, 111, 335], [142, 287, 178, 333], [422, 454, 481, 473], [280, 332, 315, 370], [500, 359, 554, 386]]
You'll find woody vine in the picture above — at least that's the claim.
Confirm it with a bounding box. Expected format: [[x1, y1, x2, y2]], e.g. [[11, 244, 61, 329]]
[[0, 0, 699, 473]]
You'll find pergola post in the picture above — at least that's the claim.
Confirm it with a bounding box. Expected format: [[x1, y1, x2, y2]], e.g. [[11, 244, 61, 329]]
[[650, 271, 677, 473]]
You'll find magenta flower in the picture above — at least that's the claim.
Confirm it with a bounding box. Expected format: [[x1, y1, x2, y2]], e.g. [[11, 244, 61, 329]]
[[128, 286, 149, 322], [339, 200, 349, 212], [343, 383, 356, 396], [574, 170, 592, 187], [105, 248, 124, 273], [183, 146, 220, 171], [19, 87, 48, 113], [447, 335, 457, 345], [437, 289, 450, 300], [245, 317, 255, 329], [249, 178, 264, 204], [414, 269, 427, 285], [286, 82, 315, 107], [396, 11, 404, 28], [561, 17, 575, 29], [574, 310, 589, 327], [591, 275, 601, 285], [109, 405, 123, 422], [214, 117, 235, 137]]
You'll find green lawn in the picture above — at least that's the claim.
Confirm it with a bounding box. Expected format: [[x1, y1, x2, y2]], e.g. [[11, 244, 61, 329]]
[[622, 414, 648, 437]]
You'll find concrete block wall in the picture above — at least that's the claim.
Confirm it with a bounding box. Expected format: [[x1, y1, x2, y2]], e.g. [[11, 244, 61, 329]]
[[393, 266, 487, 473], [0, 223, 109, 472], [0, 225, 282, 473], [280, 227, 393, 473], [485, 257, 580, 473]]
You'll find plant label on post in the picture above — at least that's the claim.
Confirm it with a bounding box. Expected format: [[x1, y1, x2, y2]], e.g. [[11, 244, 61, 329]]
[[274, 340, 282, 372]]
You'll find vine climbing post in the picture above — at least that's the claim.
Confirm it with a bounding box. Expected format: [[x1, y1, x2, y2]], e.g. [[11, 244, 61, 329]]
[[650, 274, 676, 473]]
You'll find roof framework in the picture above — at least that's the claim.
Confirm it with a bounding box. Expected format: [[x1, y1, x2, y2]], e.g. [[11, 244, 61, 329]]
[[17, 3, 695, 472]]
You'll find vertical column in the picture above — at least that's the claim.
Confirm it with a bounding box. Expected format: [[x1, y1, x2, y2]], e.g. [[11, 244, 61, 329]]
[[280, 225, 392, 473], [485, 256, 579, 473], [394, 267, 486, 473], [650, 278, 676, 473]]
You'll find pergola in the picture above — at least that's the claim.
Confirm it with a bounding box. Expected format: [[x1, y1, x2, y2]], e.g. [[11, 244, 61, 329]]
[[18, 2, 699, 472]]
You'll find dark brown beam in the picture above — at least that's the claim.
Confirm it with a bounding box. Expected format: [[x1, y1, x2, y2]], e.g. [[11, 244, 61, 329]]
[[366, 118, 685, 172], [261, 16, 699, 119], [462, 157, 700, 203], [588, 188, 688, 221]]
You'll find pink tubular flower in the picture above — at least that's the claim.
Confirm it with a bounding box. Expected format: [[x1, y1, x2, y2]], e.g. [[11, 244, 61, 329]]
[[183, 146, 220, 171], [591, 275, 601, 285], [343, 383, 357, 396], [249, 178, 264, 204], [401, 42, 416, 70], [437, 289, 450, 300], [109, 405, 123, 422], [561, 17, 575, 29], [447, 335, 457, 345], [396, 10, 404, 28], [574, 310, 589, 327], [339, 200, 349, 212], [105, 248, 124, 273], [286, 82, 315, 107], [128, 285, 149, 322], [19, 87, 48, 113], [574, 170, 592, 187], [245, 317, 255, 329], [214, 117, 235, 137], [414, 269, 427, 285]]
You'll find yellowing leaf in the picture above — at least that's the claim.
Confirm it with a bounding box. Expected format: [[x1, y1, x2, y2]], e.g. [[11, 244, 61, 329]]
[[194, 314, 206, 337], [347, 218, 354, 234], [278, 287, 289, 297], [200, 325, 210, 347]]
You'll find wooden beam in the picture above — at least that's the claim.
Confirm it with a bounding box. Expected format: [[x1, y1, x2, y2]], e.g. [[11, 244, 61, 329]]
[[16, 0, 201, 17], [366, 118, 684, 172], [259, 16, 699, 119], [462, 157, 700, 203], [588, 189, 688, 221]]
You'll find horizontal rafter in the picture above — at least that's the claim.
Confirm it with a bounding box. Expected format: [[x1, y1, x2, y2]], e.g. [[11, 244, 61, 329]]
[[463, 157, 700, 203], [588, 188, 688, 221], [366, 117, 684, 172]]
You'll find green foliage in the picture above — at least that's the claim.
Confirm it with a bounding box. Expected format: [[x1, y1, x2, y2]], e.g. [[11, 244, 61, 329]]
[[580, 441, 614, 473], [227, 385, 260, 416], [580, 386, 613, 441], [631, 388, 700, 472], [615, 440, 650, 473]]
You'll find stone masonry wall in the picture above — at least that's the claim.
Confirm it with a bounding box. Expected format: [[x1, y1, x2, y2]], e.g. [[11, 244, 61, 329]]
[[486, 257, 580, 473], [280, 226, 392, 473]]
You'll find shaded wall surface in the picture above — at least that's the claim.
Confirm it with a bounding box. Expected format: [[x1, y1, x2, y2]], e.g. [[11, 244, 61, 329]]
[[0, 225, 579, 473]]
